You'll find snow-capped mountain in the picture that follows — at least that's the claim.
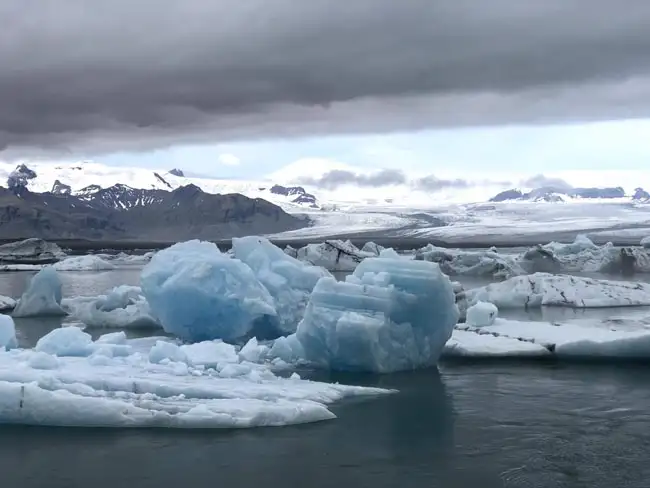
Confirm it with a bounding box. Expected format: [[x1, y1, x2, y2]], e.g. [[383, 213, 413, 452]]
[[0, 161, 319, 211], [489, 185, 650, 203]]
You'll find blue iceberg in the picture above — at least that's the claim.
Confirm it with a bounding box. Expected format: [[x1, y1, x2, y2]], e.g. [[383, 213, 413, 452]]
[[13, 267, 66, 318], [140, 240, 276, 342], [232, 236, 331, 335], [294, 256, 459, 373]]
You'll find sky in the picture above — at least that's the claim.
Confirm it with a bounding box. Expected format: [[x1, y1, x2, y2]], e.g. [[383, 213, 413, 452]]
[[2, 1, 650, 185]]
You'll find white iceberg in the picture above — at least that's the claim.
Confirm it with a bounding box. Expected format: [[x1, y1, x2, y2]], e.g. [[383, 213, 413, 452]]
[[642, 236, 650, 249], [0, 238, 65, 264], [0, 333, 392, 428], [0, 296, 16, 312], [232, 236, 330, 335], [446, 317, 650, 360], [63, 285, 159, 329], [53, 255, 115, 272], [293, 256, 459, 373], [12, 267, 66, 317], [360, 241, 385, 256], [465, 301, 498, 327], [140, 240, 276, 342], [466, 273, 650, 308]]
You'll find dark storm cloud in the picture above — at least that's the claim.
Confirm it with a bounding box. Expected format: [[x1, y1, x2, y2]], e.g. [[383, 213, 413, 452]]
[[521, 174, 573, 189], [298, 169, 407, 189], [3, 0, 650, 154]]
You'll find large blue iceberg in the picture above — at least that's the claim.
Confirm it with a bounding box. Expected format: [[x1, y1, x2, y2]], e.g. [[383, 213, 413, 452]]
[[232, 236, 330, 335], [293, 256, 459, 373], [12, 267, 66, 318], [140, 240, 276, 342]]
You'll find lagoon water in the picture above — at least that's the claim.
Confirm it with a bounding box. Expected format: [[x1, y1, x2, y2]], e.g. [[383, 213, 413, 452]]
[[2, 266, 650, 487]]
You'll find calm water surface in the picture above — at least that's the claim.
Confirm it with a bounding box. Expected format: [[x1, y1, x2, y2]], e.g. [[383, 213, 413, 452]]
[[3, 268, 650, 487]]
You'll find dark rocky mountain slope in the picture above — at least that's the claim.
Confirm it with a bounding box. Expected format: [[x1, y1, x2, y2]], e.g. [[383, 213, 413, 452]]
[[0, 184, 308, 241]]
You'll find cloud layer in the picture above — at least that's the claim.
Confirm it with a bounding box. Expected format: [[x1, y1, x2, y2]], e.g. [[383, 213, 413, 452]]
[[3, 0, 650, 154]]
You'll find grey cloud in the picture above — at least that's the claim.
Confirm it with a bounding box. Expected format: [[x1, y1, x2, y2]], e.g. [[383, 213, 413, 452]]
[[412, 175, 471, 192], [297, 169, 407, 189], [3, 0, 650, 154], [521, 174, 573, 189]]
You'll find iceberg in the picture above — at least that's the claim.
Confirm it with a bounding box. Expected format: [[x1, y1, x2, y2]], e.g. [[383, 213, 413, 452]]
[[0, 238, 65, 264], [34, 327, 94, 356], [12, 267, 66, 317], [361, 241, 385, 256], [53, 255, 115, 272], [415, 244, 524, 279], [63, 285, 159, 329], [232, 236, 331, 335], [140, 240, 276, 342], [0, 296, 16, 312], [296, 240, 372, 271], [642, 236, 650, 249], [465, 301, 498, 327], [466, 273, 650, 308], [294, 256, 459, 373], [0, 315, 17, 350], [446, 317, 650, 360], [0, 333, 392, 428]]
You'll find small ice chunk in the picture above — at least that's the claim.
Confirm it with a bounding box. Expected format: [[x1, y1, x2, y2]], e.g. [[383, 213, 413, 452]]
[[149, 341, 188, 364], [641, 236, 650, 249], [35, 327, 93, 357], [269, 335, 304, 363], [465, 301, 498, 327], [53, 255, 115, 272], [140, 240, 277, 342], [180, 341, 238, 367], [95, 331, 128, 345], [0, 315, 17, 350], [238, 337, 269, 363], [13, 267, 66, 318], [295, 257, 459, 373], [0, 296, 16, 312], [28, 351, 60, 370], [361, 241, 385, 256], [232, 236, 331, 335]]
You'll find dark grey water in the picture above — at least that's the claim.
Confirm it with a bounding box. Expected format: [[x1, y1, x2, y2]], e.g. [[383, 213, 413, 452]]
[[2, 364, 650, 487]]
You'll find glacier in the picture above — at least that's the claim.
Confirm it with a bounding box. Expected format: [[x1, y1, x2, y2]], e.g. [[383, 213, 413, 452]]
[[0, 330, 392, 428], [140, 240, 276, 342], [12, 267, 66, 317], [232, 236, 330, 335], [293, 256, 459, 373]]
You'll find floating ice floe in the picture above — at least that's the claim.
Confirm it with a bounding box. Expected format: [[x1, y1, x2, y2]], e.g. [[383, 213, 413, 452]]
[[291, 255, 459, 373], [232, 236, 330, 336], [415, 244, 524, 279], [466, 272, 650, 308], [0, 238, 65, 265], [0, 329, 391, 428], [12, 267, 66, 318], [295, 240, 375, 271], [63, 285, 159, 329], [0, 296, 16, 312], [141, 240, 277, 342], [53, 255, 115, 272], [445, 317, 650, 360], [360, 241, 385, 256]]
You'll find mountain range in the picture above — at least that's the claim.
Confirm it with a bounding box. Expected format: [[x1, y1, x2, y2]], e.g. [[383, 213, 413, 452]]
[[489, 186, 650, 203], [0, 164, 307, 240]]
